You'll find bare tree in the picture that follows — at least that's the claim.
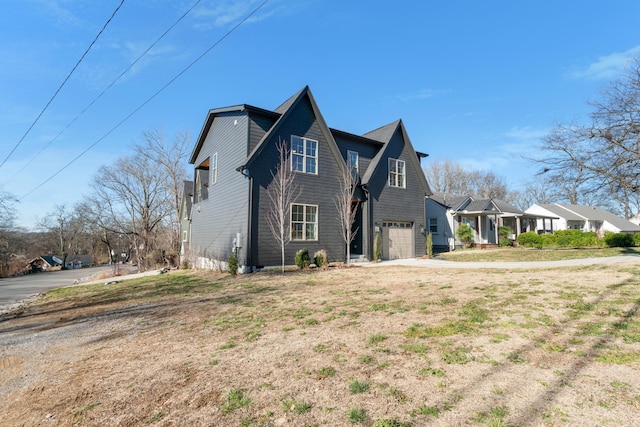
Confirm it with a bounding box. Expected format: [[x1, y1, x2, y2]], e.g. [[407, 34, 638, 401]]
[[423, 160, 511, 201], [266, 139, 301, 273], [0, 186, 18, 276], [90, 153, 173, 271], [335, 163, 359, 264], [134, 128, 190, 253], [533, 59, 640, 218]]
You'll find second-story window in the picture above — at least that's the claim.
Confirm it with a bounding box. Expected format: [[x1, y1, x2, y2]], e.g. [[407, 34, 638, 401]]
[[291, 135, 318, 174], [388, 158, 406, 188], [211, 152, 218, 185], [347, 150, 359, 179]]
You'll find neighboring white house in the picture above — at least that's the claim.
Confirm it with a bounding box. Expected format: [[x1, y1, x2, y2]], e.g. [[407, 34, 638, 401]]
[[525, 204, 640, 235], [426, 192, 524, 251]]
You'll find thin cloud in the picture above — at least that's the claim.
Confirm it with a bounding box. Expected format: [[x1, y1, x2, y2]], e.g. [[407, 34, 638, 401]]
[[504, 126, 547, 141], [191, 0, 296, 30], [569, 45, 640, 80], [394, 88, 451, 103], [28, 0, 81, 26]]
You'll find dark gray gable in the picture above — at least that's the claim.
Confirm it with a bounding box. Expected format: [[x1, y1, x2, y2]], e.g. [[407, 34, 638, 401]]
[[360, 120, 432, 196], [189, 104, 278, 165], [241, 86, 344, 170]]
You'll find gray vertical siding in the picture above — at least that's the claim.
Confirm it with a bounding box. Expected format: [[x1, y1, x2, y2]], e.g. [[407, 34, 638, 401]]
[[250, 96, 346, 266], [190, 112, 250, 265]]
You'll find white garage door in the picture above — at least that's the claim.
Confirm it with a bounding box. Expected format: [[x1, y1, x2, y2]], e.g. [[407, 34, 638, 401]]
[[382, 221, 414, 260]]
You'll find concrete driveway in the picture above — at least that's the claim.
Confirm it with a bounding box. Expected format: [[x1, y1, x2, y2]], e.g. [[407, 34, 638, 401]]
[[361, 254, 640, 269]]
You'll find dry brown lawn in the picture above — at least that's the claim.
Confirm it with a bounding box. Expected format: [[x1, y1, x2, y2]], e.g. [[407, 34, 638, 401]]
[[1, 263, 640, 426]]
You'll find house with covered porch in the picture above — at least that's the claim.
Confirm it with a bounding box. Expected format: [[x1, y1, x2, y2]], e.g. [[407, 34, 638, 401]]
[[425, 192, 524, 251]]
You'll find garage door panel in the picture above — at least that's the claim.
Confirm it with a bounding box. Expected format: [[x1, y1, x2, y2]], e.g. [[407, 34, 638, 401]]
[[383, 221, 414, 260]]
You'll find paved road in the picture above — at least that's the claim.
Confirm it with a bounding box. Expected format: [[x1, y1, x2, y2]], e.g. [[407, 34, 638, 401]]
[[361, 254, 640, 269], [0, 266, 113, 308]]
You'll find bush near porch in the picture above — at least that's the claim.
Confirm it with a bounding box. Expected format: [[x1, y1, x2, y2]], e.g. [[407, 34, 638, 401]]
[[518, 229, 638, 249]]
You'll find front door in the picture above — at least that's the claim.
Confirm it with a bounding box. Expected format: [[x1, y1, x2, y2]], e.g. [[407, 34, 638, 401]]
[[350, 202, 363, 255]]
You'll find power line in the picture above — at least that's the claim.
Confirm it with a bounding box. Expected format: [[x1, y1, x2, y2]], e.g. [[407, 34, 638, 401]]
[[0, 0, 126, 171], [19, 0, 271, 201], [6, 0, 202, 184]]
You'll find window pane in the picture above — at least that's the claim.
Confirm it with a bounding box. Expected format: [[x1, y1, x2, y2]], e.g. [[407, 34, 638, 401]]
[[305, 206, 317, 222], [292, 223, 303, 240], [389, 174, 396, 187], [306, 223, 317, 240], [398, 161, 405, 174], [292, 154, 303, 172], [291, 136, 304, 154], [306, 140, 316, 157], [306, 157, 316, 174]]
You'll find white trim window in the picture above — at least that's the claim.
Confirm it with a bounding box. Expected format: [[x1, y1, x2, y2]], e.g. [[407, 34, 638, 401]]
[[291, 204, 318, 241], [211, 152, 218, 185], [347, 150, 359, 178], [388, 158, 406, 188], [429, 217, 438, 234], [291, 135, 318, 174]]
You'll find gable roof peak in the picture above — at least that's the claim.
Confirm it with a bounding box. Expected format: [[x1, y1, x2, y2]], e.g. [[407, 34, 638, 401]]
[[362, 119, 402, 143], [274, 85, 310, 114]]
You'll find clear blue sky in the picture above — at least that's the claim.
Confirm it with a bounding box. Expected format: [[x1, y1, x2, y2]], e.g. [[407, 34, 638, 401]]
[[2, 0, 640, 229]]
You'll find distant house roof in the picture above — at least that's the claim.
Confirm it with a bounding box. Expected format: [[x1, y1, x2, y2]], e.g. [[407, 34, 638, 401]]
[[429, 192, 522, 215], [557, 204, 640, 232], [534, 204, 584, 221]]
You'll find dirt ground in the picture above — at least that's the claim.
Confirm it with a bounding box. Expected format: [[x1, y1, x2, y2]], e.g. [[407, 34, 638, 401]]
[[1, 263, 639, 426]]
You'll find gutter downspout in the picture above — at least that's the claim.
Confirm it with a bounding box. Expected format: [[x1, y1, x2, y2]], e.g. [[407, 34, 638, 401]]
[[237, 166, 253, 271]]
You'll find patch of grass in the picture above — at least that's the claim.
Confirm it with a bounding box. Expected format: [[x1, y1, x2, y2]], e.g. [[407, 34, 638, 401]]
[[313, 343, 328, 353], [439, 247, 640, 262], [441, 347, 473, 364], [358, 354, 375, 364], [372, 419, 412, 427], [219, 340, 236, 350], [419, 367, 445, 378], [388, 387, 409, 403], [367, 333, 388, 346], [145, 411, 166, 424], [507, 351, 527, 364], [400, 342, 429, 354], [282, 399, 312, 414], [471, 406, 509, 426], [595, 348, 640, 364], [412, 405, 439, 417], [458, 300, 490, 323], [349, 380, 370, 394], [222, 389, 251, 414], [611, 380, 630, 388], [404, 321, 471, 338], [490, 333, 510, 343], [317, 366, 336, 379], [348, 407, 367, 424]]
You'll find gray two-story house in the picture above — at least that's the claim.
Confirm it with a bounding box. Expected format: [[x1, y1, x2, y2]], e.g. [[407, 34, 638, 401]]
[[187, 86, 432, 271]]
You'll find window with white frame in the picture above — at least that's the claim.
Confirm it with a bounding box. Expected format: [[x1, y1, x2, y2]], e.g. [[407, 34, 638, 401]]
[[347, 150, 359, 178], [429, 217, 438, 234], [388, 158, 406, 188], [194, 157, 210, 202], [291, 204, 318, 241], [291, 135, 318, 174], [211, 152, 218, 185], [183, 231, 188, 242]]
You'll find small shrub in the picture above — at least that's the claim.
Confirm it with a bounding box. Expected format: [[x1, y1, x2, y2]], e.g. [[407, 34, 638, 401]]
[[426, 233, 433, 258], [540, 233, 556, 247], [314, 249, 328, 268], [180, 260, 190, 269], [456, 224, 474, 248], [604, 231, 635, 247], [555, 229, 584, 247], [374, 233, 382, 261], [634, 233, 640, 246], [372, 419, 412, 427], [517, 231, 542, 248], [295, 248, 311, 269], [228, 251, 238, 276]]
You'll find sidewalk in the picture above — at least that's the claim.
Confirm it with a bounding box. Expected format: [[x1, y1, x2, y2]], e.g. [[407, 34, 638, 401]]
[[360, 254, 640, 269]]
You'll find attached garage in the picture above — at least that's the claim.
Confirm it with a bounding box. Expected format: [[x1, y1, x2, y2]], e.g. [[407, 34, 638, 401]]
[[382, 221, 414, 260]]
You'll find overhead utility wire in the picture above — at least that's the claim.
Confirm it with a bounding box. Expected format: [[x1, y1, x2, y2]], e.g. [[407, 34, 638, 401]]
[[0, 0, 126, 171], [19, 0, 271, 201], [6, 0, 202, 184]]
